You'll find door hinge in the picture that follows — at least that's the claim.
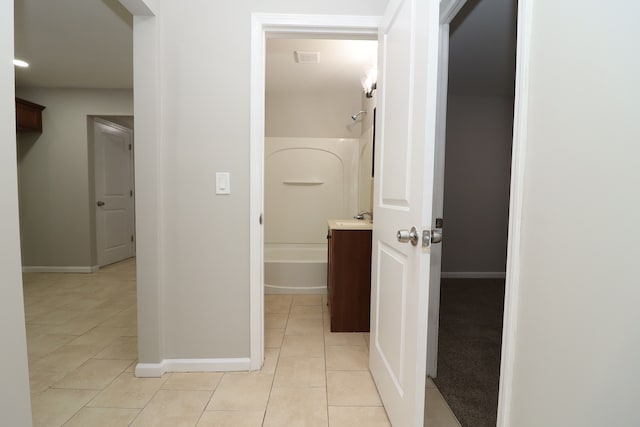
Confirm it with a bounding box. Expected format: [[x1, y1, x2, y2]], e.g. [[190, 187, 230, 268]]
[[130, 190, 133, 197], [131, 235, 134, 242], [129, 144, 132, 151]]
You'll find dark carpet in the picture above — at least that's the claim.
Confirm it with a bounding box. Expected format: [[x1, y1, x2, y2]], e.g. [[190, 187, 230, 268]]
[[433, 278, 505, 427]]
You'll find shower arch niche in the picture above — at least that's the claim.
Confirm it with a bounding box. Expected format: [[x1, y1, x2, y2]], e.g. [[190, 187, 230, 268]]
[[264, 137, 358, 246]]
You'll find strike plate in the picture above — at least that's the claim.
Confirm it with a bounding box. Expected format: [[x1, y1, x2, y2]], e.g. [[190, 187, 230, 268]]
[[422, 230, 431, 247]]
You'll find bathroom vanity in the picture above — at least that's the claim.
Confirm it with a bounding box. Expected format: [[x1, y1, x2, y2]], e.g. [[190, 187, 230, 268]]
[[326, 219, 373, 332]]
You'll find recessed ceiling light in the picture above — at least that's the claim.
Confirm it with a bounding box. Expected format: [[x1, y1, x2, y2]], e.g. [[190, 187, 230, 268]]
[[13, 59, 29, 68]]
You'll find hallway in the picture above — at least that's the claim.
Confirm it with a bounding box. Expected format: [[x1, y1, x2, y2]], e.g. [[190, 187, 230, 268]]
[[24, 259, 458, 426]]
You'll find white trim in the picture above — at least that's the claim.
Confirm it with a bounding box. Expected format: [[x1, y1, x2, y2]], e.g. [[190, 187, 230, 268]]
[[426, 2, 456, 376], [249, 13, 266, 372], [249, 13, 380, 373], [22, 265, 99, 273], [135, 358, 251, 378], [134, 363, 165, 378], [93, 116, 132, 133], [254, 13, 381, 37], [496, 0, 531, 425], [118, 0, 156, 17], [439, 0, 468, 24], [441, 271, 506, 279]]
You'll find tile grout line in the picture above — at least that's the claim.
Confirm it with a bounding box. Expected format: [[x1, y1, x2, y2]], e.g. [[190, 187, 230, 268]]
[[26, 259, 140, 425], [261, 296, 291, 427], [324, 296, 331, 427], [190, 384, 217, 427]]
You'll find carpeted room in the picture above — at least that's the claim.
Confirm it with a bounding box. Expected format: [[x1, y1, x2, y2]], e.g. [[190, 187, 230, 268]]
[[432, 0, 517, 424]]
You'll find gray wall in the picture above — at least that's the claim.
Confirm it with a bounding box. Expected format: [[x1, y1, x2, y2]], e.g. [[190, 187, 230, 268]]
[[0, 1, 33, 424], [16, 88, 133, 269], [266, 90, 363, 138], [133, 0, 388, 362], [442, 95, 513, 274], [508, 0, 640, 424]]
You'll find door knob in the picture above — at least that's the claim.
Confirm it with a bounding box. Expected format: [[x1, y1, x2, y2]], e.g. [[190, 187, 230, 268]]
[[431, 229, 443, 244], [397, 226, 419, 246], [96, 201, 105, 207]]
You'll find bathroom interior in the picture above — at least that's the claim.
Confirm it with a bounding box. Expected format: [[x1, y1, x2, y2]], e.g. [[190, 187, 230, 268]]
[[263, 37, 377, 297], [262, 3, 515, 423]]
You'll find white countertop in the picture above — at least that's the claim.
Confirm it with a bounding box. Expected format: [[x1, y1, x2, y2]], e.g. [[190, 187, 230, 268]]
[[328, 219, 373, 230]]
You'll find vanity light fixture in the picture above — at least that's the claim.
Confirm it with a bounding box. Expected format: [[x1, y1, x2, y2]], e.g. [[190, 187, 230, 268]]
[[13, 59, 29, 68], [362, 67, 377, 98]]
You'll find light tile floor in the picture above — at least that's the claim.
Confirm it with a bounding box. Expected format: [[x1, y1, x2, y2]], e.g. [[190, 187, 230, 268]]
[[23, 258, 460, 426]]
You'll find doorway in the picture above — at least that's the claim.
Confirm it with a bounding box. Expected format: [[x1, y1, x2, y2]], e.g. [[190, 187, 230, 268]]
[[249, 14, 380, 370], [13, 2, 140, 419], [251, 5, 526, 426], [93, 117, 136, 267], [262, 34, 378, 392], [428, 0, 518, 425], [263, 37, 376, 295]]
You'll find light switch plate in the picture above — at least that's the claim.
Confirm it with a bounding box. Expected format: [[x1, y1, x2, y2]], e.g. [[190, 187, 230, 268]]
[[216, 172, 231, 194]]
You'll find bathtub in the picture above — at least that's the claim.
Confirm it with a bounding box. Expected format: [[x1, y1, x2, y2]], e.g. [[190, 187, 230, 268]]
[[264, 245, 327, 294]]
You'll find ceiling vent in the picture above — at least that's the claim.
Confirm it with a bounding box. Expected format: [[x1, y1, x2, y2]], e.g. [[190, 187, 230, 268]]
[[294, 51, 320, 64]]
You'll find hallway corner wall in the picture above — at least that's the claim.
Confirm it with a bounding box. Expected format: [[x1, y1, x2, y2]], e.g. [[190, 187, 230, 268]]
[[0, 0, 33, 423]]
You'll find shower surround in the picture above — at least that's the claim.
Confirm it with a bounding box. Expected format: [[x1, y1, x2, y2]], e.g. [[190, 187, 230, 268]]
[[264, 137, 358, 294]]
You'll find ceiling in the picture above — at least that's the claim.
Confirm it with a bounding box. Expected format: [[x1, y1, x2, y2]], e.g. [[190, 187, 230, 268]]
[[12, 0, 516, 96], [266, 38, 377, 94], [14, 0, 133, 88]]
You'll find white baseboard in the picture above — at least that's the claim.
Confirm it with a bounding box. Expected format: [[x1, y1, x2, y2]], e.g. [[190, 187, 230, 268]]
[[134, 363, 165, 378], [441, 271, 506, 279], [22, 265, 100, 273], [135, 357, 252, 378]]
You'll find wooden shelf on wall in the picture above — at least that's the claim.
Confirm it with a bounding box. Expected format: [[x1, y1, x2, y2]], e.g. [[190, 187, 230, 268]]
[[16, 97, 45, 133]]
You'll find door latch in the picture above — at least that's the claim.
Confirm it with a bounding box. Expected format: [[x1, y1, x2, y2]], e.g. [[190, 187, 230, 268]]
[[422, 228, 443, 247], [422, 230, 431, 247]]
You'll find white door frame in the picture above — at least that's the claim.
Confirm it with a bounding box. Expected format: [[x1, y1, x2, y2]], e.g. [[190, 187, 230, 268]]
[[496, 0, 532, 424], [429, 0, 473, 380], [249, 14, 380, 371], [249, 3, 531, 424]]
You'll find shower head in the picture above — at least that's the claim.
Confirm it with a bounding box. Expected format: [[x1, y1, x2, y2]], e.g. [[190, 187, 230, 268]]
[[351, 110, 367, 121]]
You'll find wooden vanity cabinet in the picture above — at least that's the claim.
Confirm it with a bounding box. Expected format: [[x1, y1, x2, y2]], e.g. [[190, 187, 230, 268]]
[[327, 228, 372, 332]]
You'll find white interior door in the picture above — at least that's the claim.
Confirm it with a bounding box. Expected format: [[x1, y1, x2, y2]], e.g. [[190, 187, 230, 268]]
[[369, 0, 442, 425], [94, 119, 135, 267]]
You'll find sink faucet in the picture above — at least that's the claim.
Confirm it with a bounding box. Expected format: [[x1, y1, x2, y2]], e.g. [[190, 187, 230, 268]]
[[354, 211, 373, 220]]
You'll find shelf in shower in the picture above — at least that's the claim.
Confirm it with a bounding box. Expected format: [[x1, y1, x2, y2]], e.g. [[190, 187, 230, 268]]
[[282, 180, 324, 186]]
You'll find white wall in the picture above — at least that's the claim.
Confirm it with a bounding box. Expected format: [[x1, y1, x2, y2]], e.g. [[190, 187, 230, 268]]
[[507, 1, 640, 425], [0, 1, 33, 424], [134, 0, 388, 363], [266, 90, 363, 138], [265, 137, 359, 245], [16, 88, 133, 269], [442, 95, 513, 274]]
